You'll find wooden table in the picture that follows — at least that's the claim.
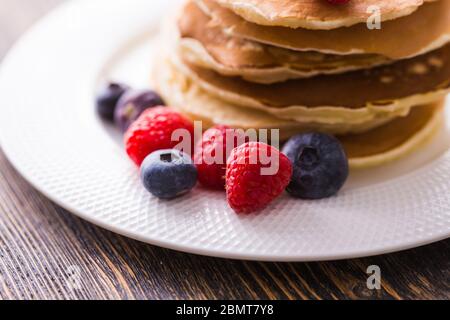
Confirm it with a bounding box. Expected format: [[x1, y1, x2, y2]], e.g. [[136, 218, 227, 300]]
[[0, 0, 449, 300]]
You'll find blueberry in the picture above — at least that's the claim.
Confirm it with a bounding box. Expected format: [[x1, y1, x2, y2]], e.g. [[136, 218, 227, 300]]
[[115, 89, 165, 132], [96, 82, 130, 121], [282, 133, 349, 199], [140, 149, 197, 200]]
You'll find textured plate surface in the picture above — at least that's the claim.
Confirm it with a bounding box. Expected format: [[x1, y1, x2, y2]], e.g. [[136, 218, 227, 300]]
[[0, 0, 449, 261]]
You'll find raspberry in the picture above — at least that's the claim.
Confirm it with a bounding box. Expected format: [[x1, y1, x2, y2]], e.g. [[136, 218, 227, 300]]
[[194, 125, 246, 190], [226, 142, 293, 214], [125, 107, 194, 166]]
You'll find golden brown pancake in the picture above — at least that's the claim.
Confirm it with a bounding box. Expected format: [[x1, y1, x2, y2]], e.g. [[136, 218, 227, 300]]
[[181, 43, 450, 109], [342, 101, 443, 168], [153, 56, 444, 168], [154, 56, 402, 136], [178, 2, 390, 83], [215, 0, 431, 29], [340, 103, 440, 158], [198, 0, 450, 59]]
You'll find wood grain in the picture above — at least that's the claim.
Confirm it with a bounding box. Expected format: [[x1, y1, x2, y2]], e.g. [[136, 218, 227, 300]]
[[0, 0, 449, 300]]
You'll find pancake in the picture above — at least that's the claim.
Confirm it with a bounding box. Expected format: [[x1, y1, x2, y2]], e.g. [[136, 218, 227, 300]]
[[215, 0, 431, 30], [178, 2, 390, 83], [198, 0, 450, 59], [340, 101, 444, 168], [154, 56, 400, 136], [153, 57, 444, 169], [174, 43, 450, 124]]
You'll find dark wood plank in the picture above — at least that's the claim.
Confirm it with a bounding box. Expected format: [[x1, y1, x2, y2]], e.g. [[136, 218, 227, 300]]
[[0, 0, 449, 300]]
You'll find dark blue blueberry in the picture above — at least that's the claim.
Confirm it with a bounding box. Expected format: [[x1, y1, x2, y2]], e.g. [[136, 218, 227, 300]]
[[140, 149, 197, 200], [114, 89, 165, 132], [96, 82, 130, 121], [282, 133, 349, 200]]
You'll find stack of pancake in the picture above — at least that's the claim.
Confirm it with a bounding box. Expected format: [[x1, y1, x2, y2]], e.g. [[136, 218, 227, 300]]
[[154, 0, 450, 168]]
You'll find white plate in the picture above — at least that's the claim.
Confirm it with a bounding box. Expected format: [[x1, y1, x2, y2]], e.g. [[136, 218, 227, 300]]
[[0, 0, 449, 262]]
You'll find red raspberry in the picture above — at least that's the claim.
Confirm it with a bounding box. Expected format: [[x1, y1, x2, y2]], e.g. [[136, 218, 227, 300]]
[[124, 107, 194, 166], [226, 142, 293, 214], [194, 125, 246, 190]]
